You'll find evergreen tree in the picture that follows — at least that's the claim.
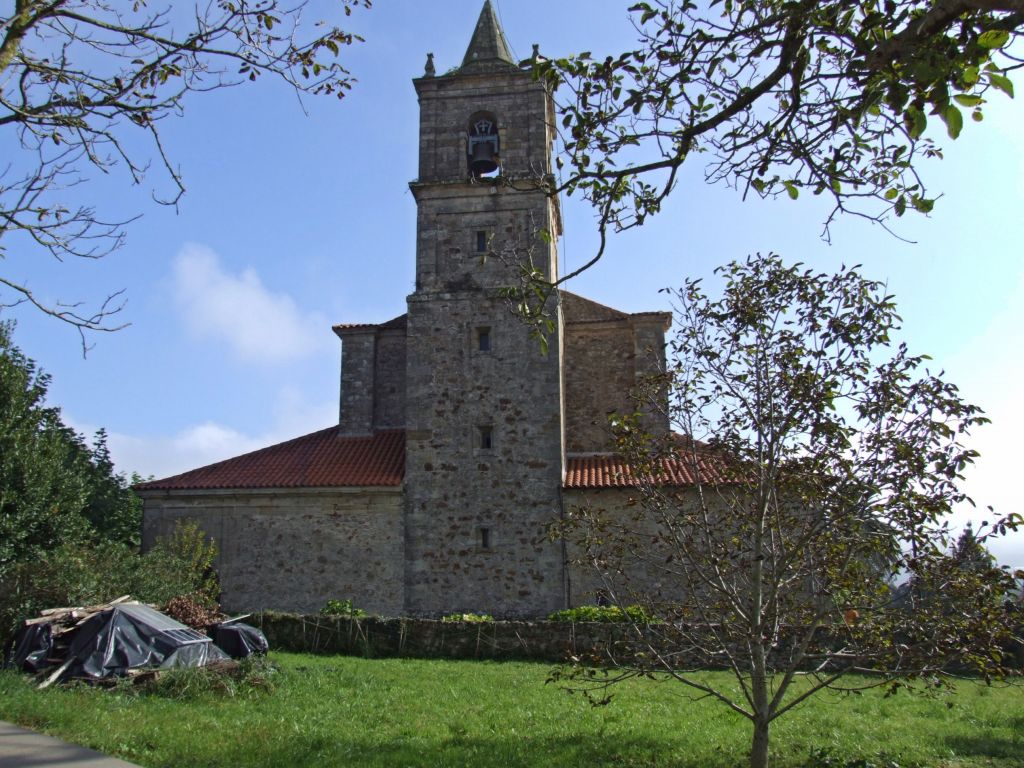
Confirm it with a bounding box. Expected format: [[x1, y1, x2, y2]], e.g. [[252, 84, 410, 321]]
[[0, 322, 141, 584], [953, 523, 996, 572], [0, 323, 222, 634], [0, 321, 90, 582], [82, 429, 143, 548]]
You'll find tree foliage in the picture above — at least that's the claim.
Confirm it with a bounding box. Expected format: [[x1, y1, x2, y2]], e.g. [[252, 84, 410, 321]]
[[1, 521, 220, 637], [555, 254, 1023, 768], [537, 0, 1023, 283], [0, 322, 223, 634], [952, 522, 996, 570], [0, 320, 142, 584], [0, 0, 370, 343], [1, 319, 91, 577]]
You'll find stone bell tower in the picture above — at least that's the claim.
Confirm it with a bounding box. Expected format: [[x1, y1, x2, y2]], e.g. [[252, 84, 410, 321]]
[[403, 1, 566, 617]]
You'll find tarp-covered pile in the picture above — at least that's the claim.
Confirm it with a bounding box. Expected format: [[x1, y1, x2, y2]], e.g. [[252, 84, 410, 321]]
[[3, 595, 268, 687]]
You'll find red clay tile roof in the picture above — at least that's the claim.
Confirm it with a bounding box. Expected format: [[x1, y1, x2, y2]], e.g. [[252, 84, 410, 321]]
[[564, 451, 732, 489], [135, 428, 405, 492], [135, 426, 727, 493]]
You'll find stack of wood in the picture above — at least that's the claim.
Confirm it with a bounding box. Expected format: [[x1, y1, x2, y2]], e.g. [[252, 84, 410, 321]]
[[10, 594, 258, 688], [23, 595, 137, 689]]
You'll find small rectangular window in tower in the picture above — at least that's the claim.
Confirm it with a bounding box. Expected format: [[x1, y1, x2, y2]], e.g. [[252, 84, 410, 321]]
[[475, 230, 488, 253], [477, 327, 491, 352], [478, 426, 493, 450], [480, 527, 491, 550]]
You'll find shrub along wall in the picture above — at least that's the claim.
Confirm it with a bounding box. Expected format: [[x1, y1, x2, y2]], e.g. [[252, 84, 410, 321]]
[[252, 612, 641, 663]]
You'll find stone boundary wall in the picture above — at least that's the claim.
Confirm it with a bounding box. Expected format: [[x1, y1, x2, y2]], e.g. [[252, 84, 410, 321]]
[[252, 612, 1024, 669], [253, 612, 638, 663]]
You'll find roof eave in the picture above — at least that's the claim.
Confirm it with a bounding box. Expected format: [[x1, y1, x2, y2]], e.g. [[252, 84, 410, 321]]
[[135, 484, 404, 497]]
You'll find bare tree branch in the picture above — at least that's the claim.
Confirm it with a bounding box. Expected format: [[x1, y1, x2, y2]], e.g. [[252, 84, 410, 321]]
[[0, 0, 371, 350]]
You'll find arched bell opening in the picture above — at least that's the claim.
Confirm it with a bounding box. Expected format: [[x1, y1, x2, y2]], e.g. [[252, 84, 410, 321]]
[[467, 111, 500, 178]]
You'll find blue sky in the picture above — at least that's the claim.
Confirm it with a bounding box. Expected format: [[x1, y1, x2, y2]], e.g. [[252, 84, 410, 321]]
[[5, 1, 1022, 566]]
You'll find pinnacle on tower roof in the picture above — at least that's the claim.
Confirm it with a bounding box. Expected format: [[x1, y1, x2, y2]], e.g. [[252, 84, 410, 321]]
[[460, 0, 517, 72]]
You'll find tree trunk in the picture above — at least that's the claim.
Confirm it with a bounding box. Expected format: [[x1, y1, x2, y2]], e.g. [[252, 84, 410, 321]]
[[750, 717, 771, 768], [0, 1, 33, 78]]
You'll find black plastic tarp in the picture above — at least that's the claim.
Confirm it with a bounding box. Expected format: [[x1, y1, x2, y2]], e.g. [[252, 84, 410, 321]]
[[63, 603, 228, 681], [4, 623, 53, 673], [212, 621, 269, 659]]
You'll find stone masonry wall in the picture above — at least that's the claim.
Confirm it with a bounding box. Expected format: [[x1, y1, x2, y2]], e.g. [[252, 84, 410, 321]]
[[563, 320, 670, 453], [415, 70, 555, 184], [403, 66, 566, 618], [563, 322, 637, 453], [338, 331, 375, 435], [404, 288, 565, 618], [253, 614, 919, 671], [561, 489, 679, 610], [338, 326, 407, 433], [140, 489, 405, 616], [632, 317, 671, 440], [373, 328, 407, 429]]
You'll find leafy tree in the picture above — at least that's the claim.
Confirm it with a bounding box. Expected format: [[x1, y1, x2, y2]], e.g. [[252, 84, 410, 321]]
[[81, 429, 144, 547], [0, 321, 143, 582], [555, 254, 1023, 768], [535, 0, 1022, 285], [952, 522, 996, 570], [892, 520, 1015, 631], [0, 323, 216, 634], [0, 320, 91, 580], [0, 0, 370, 344]]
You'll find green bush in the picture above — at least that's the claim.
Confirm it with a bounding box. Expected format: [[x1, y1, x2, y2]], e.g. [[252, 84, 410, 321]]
[[319, 599, 367, 618], [546, 604, 654, 623], [0, 520, 220, 637], [440, 612, 493, 623], [143, 521, 219, 607]]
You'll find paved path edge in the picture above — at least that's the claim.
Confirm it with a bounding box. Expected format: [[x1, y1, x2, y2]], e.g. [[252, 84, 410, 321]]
[[0, 720, 143, 767]]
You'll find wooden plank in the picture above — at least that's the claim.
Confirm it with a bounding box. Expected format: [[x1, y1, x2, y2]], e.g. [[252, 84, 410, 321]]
[[40, 606, 79, 616], [27, 596, 133, 627], [37, 657, 74, 689], [84, 595, 132, 612]]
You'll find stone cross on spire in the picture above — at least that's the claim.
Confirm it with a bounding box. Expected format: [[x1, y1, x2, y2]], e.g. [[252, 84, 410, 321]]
[[460, 0, 517, 72]]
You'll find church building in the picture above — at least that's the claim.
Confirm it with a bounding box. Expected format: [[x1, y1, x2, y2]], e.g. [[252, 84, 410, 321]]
[[138, 2, 681, 618]]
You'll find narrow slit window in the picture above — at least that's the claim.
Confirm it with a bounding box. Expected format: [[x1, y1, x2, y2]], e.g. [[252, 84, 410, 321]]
[[475, 230, 488, 253], [480, 527, 491, 549], [479, 426, 493, 450], [477, 327, 491, 352]]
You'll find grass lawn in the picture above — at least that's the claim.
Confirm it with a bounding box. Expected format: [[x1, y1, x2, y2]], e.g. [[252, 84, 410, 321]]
[[0, 653, 1021, 767]]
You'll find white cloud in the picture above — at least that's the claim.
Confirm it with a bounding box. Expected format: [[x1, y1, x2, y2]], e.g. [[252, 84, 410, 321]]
[[71, 392, 337, 481], [107, 423, 265, 481], [172, 243, 330, 364]]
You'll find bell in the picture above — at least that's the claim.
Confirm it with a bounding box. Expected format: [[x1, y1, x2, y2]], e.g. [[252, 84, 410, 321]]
[[470, 140, 498, 176]]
